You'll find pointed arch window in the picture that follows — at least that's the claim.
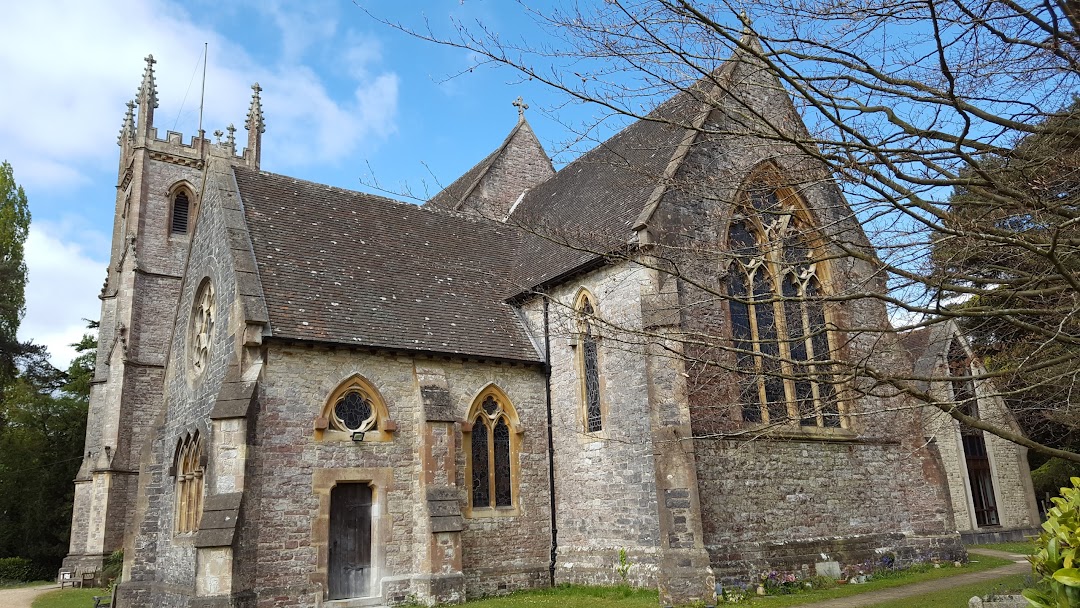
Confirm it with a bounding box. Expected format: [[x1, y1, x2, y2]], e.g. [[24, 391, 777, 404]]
[[174, 432, 204, 534], [315, 375, 395, 442], [576, 291, 603, 433], [170, 190, 191, 235], [466, 387, 521, 513], [726, 176, 843, 428]]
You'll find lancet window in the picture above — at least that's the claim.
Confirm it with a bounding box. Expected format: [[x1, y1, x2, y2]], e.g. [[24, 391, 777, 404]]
[[576, 292, 603, 433], [171, 190, 191, 235], [726, 177, 842, 428], [174, 432, 204, 534], [467, 388, 519, 511]]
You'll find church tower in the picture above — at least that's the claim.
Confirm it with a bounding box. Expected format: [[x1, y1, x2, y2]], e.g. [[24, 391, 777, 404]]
[[64, 56, 264, 575]]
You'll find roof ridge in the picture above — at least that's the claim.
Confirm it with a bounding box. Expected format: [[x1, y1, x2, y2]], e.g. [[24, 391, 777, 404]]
[[233, 165, 425, 211]]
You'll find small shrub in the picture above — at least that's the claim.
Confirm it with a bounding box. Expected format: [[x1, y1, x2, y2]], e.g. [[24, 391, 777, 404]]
[[808, 575, 837, 590], [1023, 476, 1080, 608], [614, 548, 631, 585], [0, 557, 49, 584]]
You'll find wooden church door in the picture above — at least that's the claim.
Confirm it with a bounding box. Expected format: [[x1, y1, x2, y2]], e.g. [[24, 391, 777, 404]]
[[328, 483, 373, 600]]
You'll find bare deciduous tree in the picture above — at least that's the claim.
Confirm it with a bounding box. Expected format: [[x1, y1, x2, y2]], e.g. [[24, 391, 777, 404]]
[[364, 0, 1080, 463]]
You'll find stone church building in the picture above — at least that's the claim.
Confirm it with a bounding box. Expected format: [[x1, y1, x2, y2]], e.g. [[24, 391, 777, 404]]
[[64, 41, 1033, 607]]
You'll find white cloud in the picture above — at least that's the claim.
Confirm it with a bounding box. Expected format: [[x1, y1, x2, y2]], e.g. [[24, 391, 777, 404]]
[[19, 223, 108, 368], [0, 0, 399, 192]]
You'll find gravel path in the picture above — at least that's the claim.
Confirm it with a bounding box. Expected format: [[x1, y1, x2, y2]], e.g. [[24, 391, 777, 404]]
[[795, 548, 1030, 607], [0, 583, 59, 608]]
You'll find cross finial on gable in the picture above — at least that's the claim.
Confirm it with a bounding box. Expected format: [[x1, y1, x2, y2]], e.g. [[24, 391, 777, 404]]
[[513, 96, 529, 118]]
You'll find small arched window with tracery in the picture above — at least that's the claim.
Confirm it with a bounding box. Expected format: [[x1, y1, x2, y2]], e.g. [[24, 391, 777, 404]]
[[466, 387, 520, 512], [174, 432, 204, 534], [726, 174, 843, 428], [316, 375, 394, 442], [576, 291, 603, 433]]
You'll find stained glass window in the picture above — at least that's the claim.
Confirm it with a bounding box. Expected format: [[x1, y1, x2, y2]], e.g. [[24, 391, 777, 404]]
[[334, 391, 375, 433], [320, 375, 392, 442], [468, 389, 518, 511], [579, 295, 603, 433], [726, 177, 843, 428], [470, 415, 490, 508], [493, 420, 511, 507]]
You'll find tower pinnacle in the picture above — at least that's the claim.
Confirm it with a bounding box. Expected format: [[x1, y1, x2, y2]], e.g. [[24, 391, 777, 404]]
[[117, 100, 135, 146], [244, 83, 265, 169], [136, 55, 159, 132]]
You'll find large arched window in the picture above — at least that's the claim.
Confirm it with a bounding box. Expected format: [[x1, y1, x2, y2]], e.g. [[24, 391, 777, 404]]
[[575, 290, 603, 433], [726, 174, 843, 428], [466, 386, 521, 512], [174, 431, 204, 533]]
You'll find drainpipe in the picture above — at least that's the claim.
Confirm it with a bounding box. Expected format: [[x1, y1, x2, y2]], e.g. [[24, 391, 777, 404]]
[[544, 297, 558, 587]]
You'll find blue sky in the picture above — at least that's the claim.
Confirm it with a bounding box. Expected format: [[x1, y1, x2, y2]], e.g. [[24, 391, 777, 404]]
[[2, 1, 623, 366]]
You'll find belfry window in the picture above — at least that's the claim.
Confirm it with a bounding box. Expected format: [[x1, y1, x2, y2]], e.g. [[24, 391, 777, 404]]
[[174, 432, 204, 533], [576, 292, 603, 433], [467, 387, 520, 512], [171, 191, 190, 234], [726, 177, 843, 428]]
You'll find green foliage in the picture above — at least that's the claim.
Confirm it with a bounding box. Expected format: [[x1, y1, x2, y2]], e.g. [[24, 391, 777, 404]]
[[1034, 459, 1080, 499], [102, 549, 122, 583], [1023, 477, 1080, 607], [615, 548, 631, 584], [0, 161, 30, 395], [0, 556, 51, 583], [0, 328, 94, 575]]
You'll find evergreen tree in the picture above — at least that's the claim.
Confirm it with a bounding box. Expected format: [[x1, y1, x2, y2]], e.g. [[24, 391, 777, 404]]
[[0, 161, 30, 398]]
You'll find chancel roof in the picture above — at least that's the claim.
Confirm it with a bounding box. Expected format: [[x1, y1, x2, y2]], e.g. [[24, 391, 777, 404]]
[[234, 166, 542, 363]]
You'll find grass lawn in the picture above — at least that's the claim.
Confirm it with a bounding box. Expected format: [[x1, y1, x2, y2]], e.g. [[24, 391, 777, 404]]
[[970, 541, 1038, 555], [873, 573, 1029, 608], [450, 585, 659, 608], [739, 554, 1014, 607], [0, 580, 52, 589], [31, 587, 103, 608]]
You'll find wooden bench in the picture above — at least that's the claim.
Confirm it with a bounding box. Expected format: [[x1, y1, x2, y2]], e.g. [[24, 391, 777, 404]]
[[58, 569, 78, 589], [92, 595, 111, 608]]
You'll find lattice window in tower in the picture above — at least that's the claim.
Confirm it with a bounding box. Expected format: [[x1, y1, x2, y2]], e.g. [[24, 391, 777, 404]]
[[726, 174, 844, 428], [171, 191, 190, 234]]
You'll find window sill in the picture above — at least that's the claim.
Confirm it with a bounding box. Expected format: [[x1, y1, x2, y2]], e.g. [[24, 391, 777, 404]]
[[736, 424, 859, 442], [465, 506, 520, 519]]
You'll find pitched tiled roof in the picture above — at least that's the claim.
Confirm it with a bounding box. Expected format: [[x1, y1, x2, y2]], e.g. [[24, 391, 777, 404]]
[[505, 87, 712, 292], [233, 166, 542, 363]]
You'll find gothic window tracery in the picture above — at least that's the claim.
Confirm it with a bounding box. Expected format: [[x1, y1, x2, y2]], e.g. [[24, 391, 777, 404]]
[[189, 279, 215, 377], [727, 177, 843, 428], [466, 388, 520, 512], [576, 292, 603, 433], [174, 432, 204, 534], [318, 375, 393, 442]]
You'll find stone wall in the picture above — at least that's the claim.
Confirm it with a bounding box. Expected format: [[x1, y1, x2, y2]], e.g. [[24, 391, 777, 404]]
[[520, 262, 663, 587], [244, 346, 550, 606], [119, 154, 241, 606]]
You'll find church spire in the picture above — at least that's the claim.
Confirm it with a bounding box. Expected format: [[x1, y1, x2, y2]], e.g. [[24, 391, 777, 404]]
[[244, 83, 265, 169], [117, 100, 135, 146], [136, 54, 159, 135]]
